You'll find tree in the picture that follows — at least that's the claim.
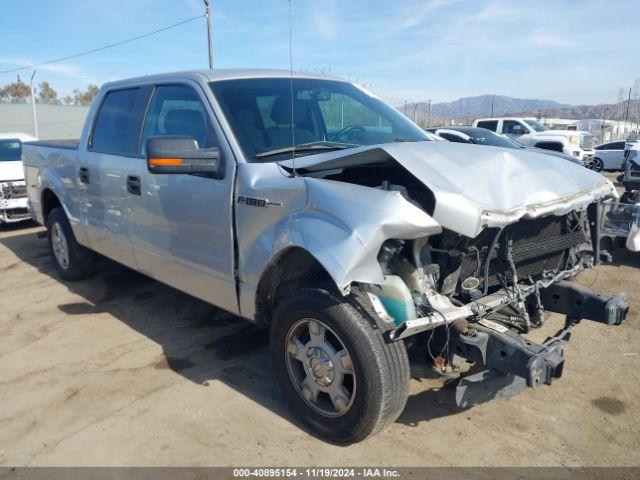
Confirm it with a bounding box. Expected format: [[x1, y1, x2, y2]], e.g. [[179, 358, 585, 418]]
[[0, 77, 30, 103], [71, 84, 99, 106], [37, 81, 60, 104]]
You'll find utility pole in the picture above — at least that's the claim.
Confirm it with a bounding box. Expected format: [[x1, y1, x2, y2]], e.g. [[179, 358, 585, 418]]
[[29, 70, 38, 138], [427, 98, 432, 128], [203, 0, 213, 68], [491, 95, 495, 116], [623, 87, 632, 139]]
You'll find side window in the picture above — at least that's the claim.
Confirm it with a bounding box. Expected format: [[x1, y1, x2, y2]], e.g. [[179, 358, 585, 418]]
[[0, 139, 22, 161], [503, 120, 526, 135], [438, 132, 469, 143], [140, 85, 218, 154], [476, 120, 498, 132], [91, 88, 141, 155], [612, 141, 625, 150]]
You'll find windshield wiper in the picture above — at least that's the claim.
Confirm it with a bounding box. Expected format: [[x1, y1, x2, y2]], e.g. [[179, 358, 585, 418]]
[[254, 141, 356, 159]]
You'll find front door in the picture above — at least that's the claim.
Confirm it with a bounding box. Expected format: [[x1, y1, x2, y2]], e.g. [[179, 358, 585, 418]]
[[132, 83, 238, 314]]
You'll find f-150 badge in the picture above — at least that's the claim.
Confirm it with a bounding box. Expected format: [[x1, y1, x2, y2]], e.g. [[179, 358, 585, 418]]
[[237, 196, 282, 207]]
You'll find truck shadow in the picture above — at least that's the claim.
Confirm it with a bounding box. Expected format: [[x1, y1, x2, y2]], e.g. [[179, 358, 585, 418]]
[[0, 229, 472, 438], [610, 245, 640, 268]]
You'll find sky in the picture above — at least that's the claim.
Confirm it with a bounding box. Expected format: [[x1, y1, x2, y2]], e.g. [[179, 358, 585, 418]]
[[1, 0, 638, 106]]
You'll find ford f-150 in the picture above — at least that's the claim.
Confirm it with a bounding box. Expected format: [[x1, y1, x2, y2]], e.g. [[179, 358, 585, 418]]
[[23, 70, 629, 443]]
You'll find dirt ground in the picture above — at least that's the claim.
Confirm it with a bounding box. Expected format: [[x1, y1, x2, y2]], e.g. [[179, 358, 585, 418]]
[[0, 173, 639, 467]]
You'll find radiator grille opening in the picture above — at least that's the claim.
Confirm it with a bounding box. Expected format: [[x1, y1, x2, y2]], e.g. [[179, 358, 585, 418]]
[[459, 214, 588, 290]]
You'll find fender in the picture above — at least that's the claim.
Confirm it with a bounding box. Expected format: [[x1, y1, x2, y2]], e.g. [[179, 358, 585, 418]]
[[235, 162, 441, 319], [38, 167, 90, 247]]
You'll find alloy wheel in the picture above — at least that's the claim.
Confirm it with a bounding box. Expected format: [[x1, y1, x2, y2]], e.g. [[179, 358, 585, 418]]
[[51, 222, 70, 270], [285, 318, 356, 417]]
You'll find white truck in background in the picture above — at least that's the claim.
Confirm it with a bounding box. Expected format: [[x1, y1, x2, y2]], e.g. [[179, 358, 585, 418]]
[[0, 132, 36, 224], [473, 117, 595, 166]]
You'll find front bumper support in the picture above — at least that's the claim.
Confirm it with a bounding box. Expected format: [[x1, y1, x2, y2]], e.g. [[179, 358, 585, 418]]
[[539, 280, 628, 326], [450, 282, 627, 406], [452, 322, 565, 389]]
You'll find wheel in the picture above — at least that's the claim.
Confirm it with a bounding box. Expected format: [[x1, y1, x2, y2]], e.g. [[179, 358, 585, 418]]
[[621, 191, 640, 204], [591, 157, 604, 172], [271, 285, 410, 443], [46, 208, 96, 281]]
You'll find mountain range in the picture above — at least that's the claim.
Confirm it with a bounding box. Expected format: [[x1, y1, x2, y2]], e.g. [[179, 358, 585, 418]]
[[399, 94, 638, 125]]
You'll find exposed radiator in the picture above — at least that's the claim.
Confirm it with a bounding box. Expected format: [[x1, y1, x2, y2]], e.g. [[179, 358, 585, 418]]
[[459, 214, 588, 290]]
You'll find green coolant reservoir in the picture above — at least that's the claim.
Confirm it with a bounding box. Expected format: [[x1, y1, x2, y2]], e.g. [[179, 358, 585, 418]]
[[376, 275, 416, 326]]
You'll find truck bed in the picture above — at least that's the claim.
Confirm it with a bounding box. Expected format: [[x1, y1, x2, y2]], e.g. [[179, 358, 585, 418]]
[[26, 139, 79, 150], [22, 140, 80, 225]]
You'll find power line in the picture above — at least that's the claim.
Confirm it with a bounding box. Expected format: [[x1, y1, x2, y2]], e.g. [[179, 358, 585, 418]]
[[0, 14, 204, 75]]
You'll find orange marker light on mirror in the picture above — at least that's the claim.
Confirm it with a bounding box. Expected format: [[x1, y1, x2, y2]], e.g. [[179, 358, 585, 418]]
[[148, 158, 182, 166]]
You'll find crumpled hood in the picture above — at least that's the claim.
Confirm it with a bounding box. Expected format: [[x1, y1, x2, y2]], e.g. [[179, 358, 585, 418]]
[[0, 161, 25, 182], [287, 142, 615, 237]]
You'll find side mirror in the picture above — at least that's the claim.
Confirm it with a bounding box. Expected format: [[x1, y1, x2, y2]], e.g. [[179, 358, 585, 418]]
[[146, 136, 222, 176]]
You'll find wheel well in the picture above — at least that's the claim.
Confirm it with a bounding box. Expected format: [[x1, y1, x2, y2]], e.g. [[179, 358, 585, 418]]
[[42, 189, 62, 221], [533, 141, 564, 153], [255, 247, 334, 326]]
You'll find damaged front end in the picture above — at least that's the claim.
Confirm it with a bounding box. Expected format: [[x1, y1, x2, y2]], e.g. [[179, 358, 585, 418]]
[[366, 203, 628, 407], [246, 141, 629, 407]]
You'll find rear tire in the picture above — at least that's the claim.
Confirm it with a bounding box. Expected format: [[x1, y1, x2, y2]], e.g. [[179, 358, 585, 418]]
[[592, 157, 604, 172], [271, 284, 409, 444], [46, 208, 96, 281]]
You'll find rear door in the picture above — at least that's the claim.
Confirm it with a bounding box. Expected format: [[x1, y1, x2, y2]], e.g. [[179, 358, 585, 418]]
[[132, 82, 238, 313], [83, 87, 150, 268]]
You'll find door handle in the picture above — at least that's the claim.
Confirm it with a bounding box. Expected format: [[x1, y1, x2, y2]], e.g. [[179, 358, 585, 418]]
[[126, 175, 141, 196], [79, 167, 90, 184]]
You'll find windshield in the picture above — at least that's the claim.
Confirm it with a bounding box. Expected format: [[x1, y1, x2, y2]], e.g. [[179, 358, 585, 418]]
[[470, 129, 521, 148], [0, 139, 22, 162], [210, 78, 430, 161], [523, 119, 549, 132]]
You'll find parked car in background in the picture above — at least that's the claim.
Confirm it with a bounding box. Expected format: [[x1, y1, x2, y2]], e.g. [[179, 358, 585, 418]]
[[593, 141, 626, 171], [426, 126, 582, 165], [472, 117, 595, 165], [621, 138, 640, 203], [22, 70, 629, 443], [0, 132, 36, 224]]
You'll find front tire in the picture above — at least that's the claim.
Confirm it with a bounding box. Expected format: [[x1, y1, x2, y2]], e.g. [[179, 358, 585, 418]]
[[46, 208, 96, 281], [271, 285, 409, 443]]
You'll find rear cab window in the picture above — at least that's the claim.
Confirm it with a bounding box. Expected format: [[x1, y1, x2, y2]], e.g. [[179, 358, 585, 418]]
[[476, 120, 498, 132]]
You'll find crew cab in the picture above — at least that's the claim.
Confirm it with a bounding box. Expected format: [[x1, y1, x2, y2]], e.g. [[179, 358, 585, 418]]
[[473, 117, 595, 165], [0, 132, 36, 224], [24, 70, 629, 443]]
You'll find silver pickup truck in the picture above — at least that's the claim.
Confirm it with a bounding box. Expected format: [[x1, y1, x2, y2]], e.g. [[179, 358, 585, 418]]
[[24, 69, 629, 443]]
